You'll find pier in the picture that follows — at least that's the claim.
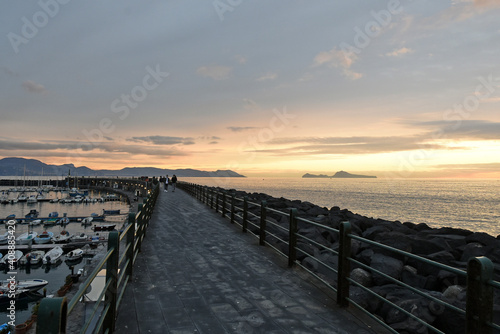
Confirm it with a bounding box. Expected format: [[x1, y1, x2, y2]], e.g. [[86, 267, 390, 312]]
[[113, 186, 382, 333]]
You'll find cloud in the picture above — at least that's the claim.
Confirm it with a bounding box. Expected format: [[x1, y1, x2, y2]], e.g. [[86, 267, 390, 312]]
[[227, 126, 259, 132], [408, 120, 500, 141], [386, 47, 414, 57], [235, 55, 247, 64], [473, 0, 500, 7], [127, 136, 195, 145], [313, 47, 362, 80], [22, 80, 47, 93], [196, 65, 232, 80], [256, 72, 277, 81]]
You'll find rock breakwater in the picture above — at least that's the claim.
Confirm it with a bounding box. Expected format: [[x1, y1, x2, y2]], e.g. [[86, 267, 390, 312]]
[[214, 187, 500, 334]]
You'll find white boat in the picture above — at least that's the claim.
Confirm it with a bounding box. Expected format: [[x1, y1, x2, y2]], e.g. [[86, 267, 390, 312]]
[[27, 195, 37, 204], [42, 246, 63, 265], [53, 230, 73, 243], [16, 231, 38, 245], [50, 198, 59, 203], [66, 248, 84, 261], [17, 193, 28, 201], [19, 250, 45, 265], [0, 250, 23, 266], [0, 279, 49, 293], [71, 233, 89, 242], [29, 219, 42, 226], [57, 217, 70, 225], [81, 217, 93, 226], [34, 231, 54, 244]]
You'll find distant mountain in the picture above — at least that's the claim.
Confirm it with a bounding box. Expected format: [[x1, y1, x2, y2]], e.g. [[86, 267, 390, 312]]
[[302, 171, 377, 178], [0, 157, 246, 177]]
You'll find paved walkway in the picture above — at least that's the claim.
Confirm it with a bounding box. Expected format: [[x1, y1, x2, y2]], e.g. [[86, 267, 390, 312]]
[[116, 186, 384, 334]]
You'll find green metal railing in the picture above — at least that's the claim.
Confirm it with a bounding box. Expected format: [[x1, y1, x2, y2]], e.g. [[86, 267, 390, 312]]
[[36, 183, 159, 334], [178, 182, 499, 334]]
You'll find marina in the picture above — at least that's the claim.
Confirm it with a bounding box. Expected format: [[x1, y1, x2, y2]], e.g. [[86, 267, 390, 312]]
[[0, 182, 135, 327]]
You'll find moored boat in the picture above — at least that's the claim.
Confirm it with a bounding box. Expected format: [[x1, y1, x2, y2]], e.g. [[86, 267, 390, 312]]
[[103, 209, 120, 215], [0, 250, 23, 267], [19, 250, 45, 265], [71, 233, 89, 242], [0, 232, 8, 245], [34, 231, 54, 244], [92, 224, 116, 231], [65, 248, 84, 261], [53, 230, 73, 243], [42, 246, 63, 265], [16, 231, 38, 245], [81, 217, 93, 226], [0, 278, 49, 293]]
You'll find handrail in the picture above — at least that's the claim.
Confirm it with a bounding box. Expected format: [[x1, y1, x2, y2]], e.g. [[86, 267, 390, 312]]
[[36, 182, 160, 334], [178, 181, 499, 334]]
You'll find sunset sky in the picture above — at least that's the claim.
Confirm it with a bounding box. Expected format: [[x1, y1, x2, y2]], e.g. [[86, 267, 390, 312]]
[[1, 1, 500, 178]]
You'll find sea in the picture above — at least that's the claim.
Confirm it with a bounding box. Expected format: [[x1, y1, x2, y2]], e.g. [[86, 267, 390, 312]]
[[182, 177, 500, 237], [0, 186, 131, 326]]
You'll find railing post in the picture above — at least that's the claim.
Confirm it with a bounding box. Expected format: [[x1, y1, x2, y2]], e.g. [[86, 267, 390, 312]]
[[210, 188, 214, 209], [126, 212, 136, 276], [337, 221, 351, 307], [103, 231, 120, 332], [215, 192, 219, 213], [136, 203, 143, 252], [242, 196, 248, 233], [288, 208, 298, 268], [36, 297, 68, 334], [222, 191, 226, 218], [466, 256, 494, 334], [259, 200, 267, 246], [230, 193, 235, 224]]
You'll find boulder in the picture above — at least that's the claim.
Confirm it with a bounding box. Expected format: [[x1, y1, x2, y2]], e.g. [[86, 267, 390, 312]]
[[350, 268, 372, 287], [465, 232, 499, 247], [370, 253, 404, 285]]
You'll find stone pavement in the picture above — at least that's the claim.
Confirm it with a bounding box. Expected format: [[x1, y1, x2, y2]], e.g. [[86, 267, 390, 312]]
[[115, 186, 387, 334]]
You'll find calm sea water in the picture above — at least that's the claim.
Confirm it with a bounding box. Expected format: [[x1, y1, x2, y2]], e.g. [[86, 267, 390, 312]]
[[183, 177, 500, 237]]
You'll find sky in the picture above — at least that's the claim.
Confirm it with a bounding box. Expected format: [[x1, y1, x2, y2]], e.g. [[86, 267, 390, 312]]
[[1, 0, 500, 178]]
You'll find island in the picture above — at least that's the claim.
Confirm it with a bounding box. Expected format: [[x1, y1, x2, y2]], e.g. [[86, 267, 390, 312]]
[[302, 171, 376, 178]]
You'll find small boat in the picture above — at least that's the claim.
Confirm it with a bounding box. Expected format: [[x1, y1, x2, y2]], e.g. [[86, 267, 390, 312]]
[[42, 246, 63, 265], [6, 214, 15, 219], [65, 248, 84, 261], [92, 224, 116, 231], [50, 198, 59, 203], [34, 231, 54, 244], [16, 231, 38, 245], [48, 211, 59, 218], [30, 219, 42, 226], [53, 230, 72, 243], [25, 209, 39, 219], [103, 209, 120, 215], [71, 233, 89, 242], [17, 193, 28, 202], [27, 195, 37, 204], [0, 250, 23, 267], [57, 217, 70, 225], [19, 250, 45, 265], [43, 218, 58, 227], [81, 217, 93, 226], [0, 279, 49, 292]]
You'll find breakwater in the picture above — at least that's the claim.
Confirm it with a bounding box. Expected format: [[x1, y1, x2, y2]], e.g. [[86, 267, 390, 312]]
[[179, 182, 500, 334]]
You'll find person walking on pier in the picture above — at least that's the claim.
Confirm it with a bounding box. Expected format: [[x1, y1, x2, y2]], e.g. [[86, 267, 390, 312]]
[[164, 175, 170, 192], [171, 175, 177, 192]]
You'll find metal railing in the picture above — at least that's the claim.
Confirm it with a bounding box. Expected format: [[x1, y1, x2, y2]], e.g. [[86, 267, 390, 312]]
[[36, 183, 159, 334], [178, 182, 499, 334]]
